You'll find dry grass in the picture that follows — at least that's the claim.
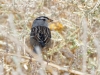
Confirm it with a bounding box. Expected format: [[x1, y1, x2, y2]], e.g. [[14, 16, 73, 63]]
[[0, 0, 100, 75]]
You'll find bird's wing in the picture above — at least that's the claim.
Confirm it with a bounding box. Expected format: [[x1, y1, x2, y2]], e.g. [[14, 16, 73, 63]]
[[30, 26, 51, 47]]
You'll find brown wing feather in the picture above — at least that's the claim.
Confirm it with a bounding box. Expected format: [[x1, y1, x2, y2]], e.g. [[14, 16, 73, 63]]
[[30, 26, 51, 48]]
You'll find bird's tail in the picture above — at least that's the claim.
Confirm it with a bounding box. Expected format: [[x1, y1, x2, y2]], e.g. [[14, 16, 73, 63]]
[[33, 46, 42, 54]]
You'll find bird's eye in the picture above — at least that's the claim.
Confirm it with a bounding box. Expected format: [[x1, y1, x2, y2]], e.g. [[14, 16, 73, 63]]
[[42, 19, 46, 21]]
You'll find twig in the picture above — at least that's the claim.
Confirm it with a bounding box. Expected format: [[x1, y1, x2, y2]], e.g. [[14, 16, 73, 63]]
[[0, 52, 91, 75], [89, 0, 100, 13]]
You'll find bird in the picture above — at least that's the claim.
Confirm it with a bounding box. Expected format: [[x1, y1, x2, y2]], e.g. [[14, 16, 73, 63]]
[[30, 16, 53, 53]]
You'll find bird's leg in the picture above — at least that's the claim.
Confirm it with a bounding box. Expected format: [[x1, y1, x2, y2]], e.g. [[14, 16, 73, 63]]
[[28, 53, 33, 63]]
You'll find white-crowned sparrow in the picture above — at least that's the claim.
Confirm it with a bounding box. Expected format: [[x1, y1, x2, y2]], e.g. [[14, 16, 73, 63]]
[[30, 16, 53, 53]]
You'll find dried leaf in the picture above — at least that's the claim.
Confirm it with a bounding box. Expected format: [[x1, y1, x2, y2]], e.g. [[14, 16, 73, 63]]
[[49, 22, 64, 32]]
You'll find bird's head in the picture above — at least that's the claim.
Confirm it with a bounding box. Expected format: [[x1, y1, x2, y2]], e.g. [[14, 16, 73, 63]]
[[32, 16, 53, 27], [36, 16, 53, 22]]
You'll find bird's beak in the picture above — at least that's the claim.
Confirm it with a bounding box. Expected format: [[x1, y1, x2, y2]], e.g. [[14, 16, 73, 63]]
[[48, 19, 53, 22]]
